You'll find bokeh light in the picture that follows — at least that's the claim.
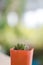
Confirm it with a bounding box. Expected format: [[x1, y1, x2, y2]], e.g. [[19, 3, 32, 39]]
[[7, 12, 18, 27]]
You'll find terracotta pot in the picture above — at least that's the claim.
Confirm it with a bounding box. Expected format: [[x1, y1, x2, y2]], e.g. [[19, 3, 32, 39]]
[[10, 48, 34, 65]]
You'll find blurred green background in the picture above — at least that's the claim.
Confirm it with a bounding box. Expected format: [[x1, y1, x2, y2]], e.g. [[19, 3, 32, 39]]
[[0, 0, 43, 65]]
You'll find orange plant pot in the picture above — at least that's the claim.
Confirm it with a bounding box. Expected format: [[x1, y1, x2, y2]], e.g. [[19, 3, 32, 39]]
[[10, 48, 34, 65]]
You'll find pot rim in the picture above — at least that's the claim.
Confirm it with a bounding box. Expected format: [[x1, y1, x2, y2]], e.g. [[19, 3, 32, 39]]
[[10, 48, 34, 52]]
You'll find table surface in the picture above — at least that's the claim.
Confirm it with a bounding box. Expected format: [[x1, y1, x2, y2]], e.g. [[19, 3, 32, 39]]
[[0, 52, 10, 65]]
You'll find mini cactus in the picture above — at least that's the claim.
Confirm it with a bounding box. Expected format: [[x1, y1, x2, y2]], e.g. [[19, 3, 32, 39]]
[[14, 43, 31, 50], [14, 43, 25, 50]]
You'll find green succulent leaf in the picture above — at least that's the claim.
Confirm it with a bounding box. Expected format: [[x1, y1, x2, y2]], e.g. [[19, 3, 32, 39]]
[[14, 43, 25, 50]]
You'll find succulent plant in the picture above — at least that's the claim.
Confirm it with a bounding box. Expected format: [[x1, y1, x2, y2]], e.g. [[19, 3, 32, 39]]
[[14, 43, 25, 50], [14, 43, 31, 50]]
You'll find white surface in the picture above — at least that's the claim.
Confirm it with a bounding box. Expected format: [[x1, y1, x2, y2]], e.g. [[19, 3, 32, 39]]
[[0, 52, 10, 65]]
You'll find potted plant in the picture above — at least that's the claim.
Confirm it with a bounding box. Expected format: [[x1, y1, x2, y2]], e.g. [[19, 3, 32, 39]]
[[10, 43, 34, 65]]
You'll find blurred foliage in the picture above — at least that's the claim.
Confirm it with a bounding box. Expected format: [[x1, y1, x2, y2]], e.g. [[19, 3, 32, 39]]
[[0, 17, 6, 29], [14, 26, 23, 37], [1, 41, 14, 56], [0, 0, 43, 58], [17, 0, 26, 17], [2, 0, 11, 14]]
